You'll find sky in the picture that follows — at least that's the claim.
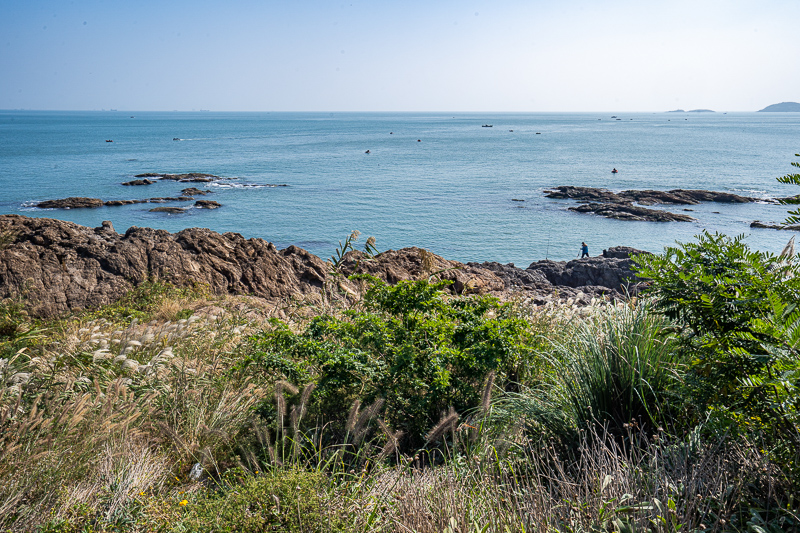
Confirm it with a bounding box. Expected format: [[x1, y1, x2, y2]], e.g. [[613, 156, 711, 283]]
[[1, 0, 798, 112]]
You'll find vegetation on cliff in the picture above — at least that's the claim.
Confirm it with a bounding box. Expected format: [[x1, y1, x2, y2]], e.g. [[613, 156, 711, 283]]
[[0, 233, 798, 532]]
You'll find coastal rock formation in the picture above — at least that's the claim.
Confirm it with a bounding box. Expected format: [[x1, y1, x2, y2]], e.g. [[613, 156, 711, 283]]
[[569, 202, 696, 222], [195, 200, 221, 209], [544, 186, 758, 222], [545, 186, 757, 205], [135, 173, 219, 182], [469, 246, 648, 303], [181, 187, 212, 196], [0, 216, 647, 318], [750, 221, 800, 231], [122, 179, 155, 186], [0, 215, 327, 317], [339, 248, 506, 295], [35, 197, 104, 209], [149, 207, 187, 214]]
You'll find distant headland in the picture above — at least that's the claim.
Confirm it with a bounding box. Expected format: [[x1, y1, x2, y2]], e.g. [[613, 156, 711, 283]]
[[758, 102, 800, 112]]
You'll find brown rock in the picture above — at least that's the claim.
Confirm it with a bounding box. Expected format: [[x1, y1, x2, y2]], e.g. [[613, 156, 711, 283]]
[[121, 179, 155, 186], [195, 200, 221, 209], [149, 207, 187, 214], [181, 187, 212, 196], [0, 215, 328, 317], [36, 197, 104, 209]]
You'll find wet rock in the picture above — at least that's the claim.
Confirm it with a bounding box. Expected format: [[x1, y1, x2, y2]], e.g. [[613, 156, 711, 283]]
[[135, 172, 219, 181], [750, 221, 800, 231], [569, 202, 695, 222], [104, 199, 148, 206], [545, 186, 758, 205], [149, 207, 187, 214], [36, 197, 104, 209], [121, 179, 155, 186], [195, 200, 221, 209], [181, 187, 212, 196]]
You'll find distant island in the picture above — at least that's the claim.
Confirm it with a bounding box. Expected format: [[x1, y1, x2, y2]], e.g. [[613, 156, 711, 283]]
[[666, 109, 715, 113], [758, 102, 800, 112]]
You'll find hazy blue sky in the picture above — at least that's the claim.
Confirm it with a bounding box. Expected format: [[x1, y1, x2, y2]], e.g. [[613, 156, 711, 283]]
[[1, 0, 797, 112]]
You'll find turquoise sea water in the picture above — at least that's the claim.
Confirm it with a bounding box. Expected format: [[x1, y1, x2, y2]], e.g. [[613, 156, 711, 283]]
[[1, 110, 799, 264]]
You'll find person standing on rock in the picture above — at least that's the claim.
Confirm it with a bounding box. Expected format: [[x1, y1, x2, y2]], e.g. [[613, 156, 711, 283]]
[[580, 242, 589, 258]]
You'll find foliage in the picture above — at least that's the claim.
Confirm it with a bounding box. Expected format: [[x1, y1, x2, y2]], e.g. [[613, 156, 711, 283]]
[[166, 469, 340, 532], [86, 279, 209, 324], [491, 300, 680, 449], [776, 152, 800, 225], [633, 231, 800, 464], [242, 277, 539, 450]]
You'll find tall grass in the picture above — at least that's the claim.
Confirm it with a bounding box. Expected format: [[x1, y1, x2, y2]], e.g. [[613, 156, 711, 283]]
[[491, 299, 682, 447]]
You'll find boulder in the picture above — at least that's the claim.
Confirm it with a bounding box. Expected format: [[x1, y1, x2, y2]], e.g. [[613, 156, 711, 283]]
[[121, 179, 155, 186], [195, 200, 221, 209]]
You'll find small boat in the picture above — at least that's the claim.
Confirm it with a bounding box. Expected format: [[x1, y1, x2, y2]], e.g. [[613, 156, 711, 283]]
[[105, 139, 113, 142], [482, 124, 493, 127], [173, 138, 180, 141], [612, 168, 618, 174]]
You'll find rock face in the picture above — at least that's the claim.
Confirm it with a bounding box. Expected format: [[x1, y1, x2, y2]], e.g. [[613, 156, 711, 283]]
[[0, 216, 648, 318], [339, 247, 507, 295], [0, 215, 327, 317], [469, 246, 648, 304], [36, 197, 104, 209]]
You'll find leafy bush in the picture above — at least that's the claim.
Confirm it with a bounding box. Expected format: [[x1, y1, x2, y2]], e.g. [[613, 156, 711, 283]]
[[242, 277, 540, 450], [170, 470, 339, 532], [634, 232, 800, 468]]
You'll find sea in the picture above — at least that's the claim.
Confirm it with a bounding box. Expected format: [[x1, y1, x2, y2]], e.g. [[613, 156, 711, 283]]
[[1, 110, 799, 265]]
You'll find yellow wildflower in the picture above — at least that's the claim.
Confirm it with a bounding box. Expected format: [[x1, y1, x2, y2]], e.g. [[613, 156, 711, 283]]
[[179, 499, 188, 506]]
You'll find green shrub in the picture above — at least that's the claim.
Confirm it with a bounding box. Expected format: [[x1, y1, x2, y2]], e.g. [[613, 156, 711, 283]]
[[634, 231, 800, 476], [242, 278, 540, 450], [173, 470, 339, 532]]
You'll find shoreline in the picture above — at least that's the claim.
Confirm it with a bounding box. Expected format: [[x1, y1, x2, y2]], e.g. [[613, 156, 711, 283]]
[[0, 214, 644, 318]]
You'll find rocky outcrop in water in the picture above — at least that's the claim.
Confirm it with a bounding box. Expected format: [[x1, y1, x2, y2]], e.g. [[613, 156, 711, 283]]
[[181, 188, 212, 196], [544, 186, 759, 222], [195, 200, 221, 209], [149, 207, 187, 214], [545, 186, 757, 205], [750, 221, 800, 231], [122, 179, 155, 186], [569, 202, 695, 222], [0, 216, 647, 317], [135, 173, 219, 182], [35, 197, 104, 209]]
